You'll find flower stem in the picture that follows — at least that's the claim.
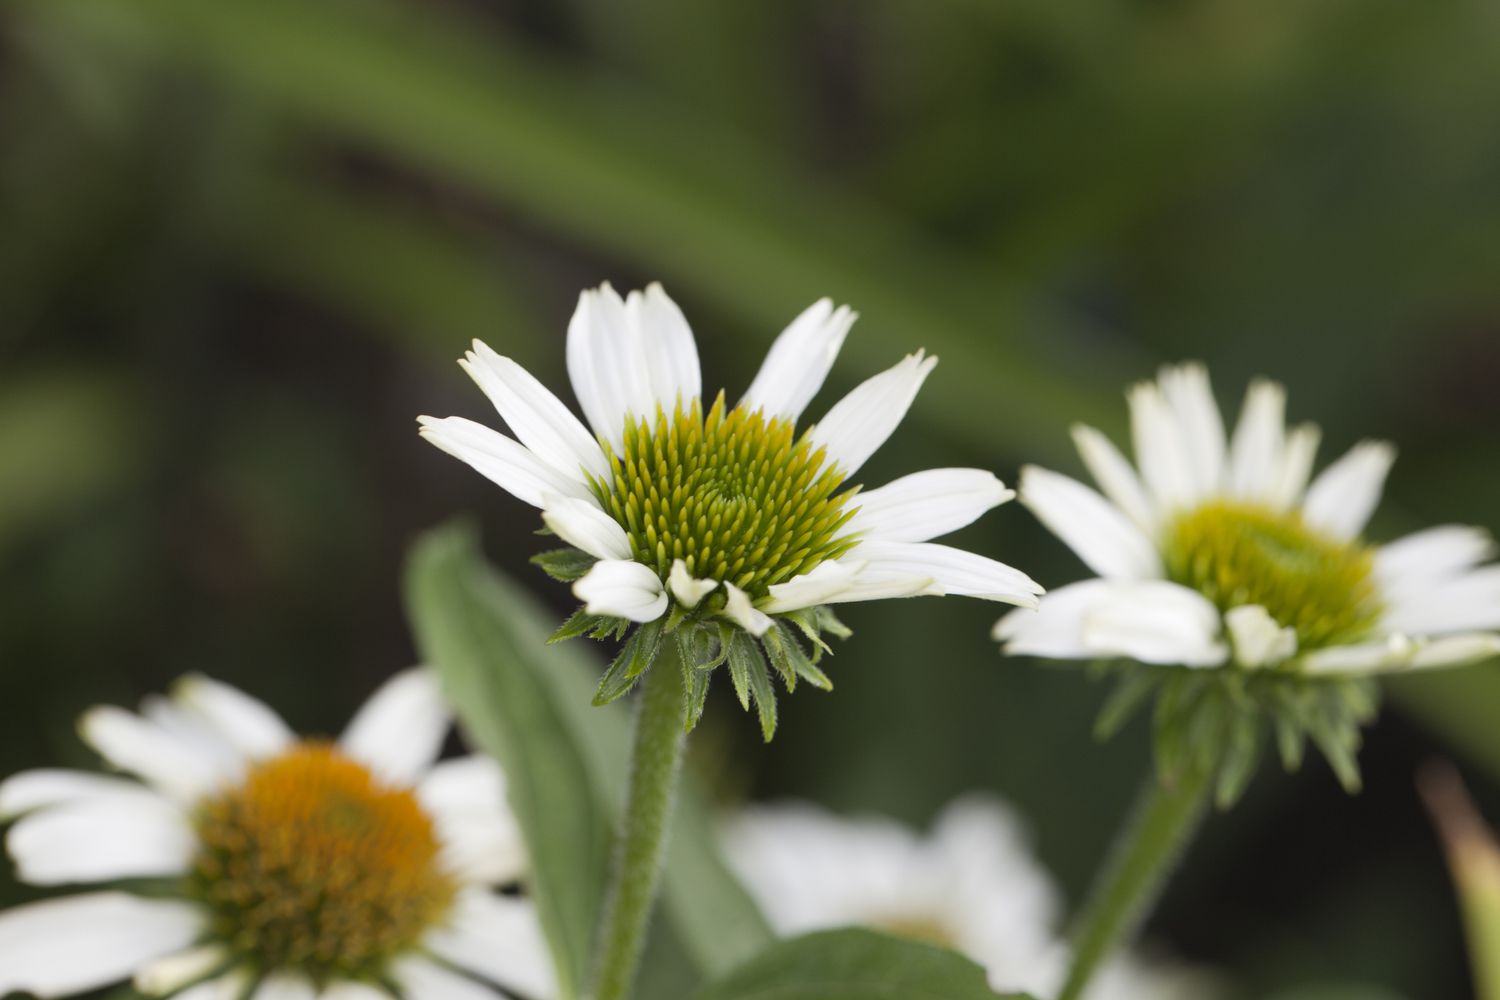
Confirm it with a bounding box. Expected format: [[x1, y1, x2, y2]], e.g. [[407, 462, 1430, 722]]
[[1058, 761, 1214, 1000], [591, 659, 688, 1000]]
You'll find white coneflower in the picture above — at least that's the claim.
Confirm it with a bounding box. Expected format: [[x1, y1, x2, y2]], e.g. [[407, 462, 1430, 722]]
[[723, 797, 1213, 1000], [0, 671, 554, 1000], [420, 283, 1041, 734]]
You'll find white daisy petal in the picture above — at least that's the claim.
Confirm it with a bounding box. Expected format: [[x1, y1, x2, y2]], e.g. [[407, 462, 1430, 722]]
[[0, 768, 145, 820], [808, 351, 937, 478], [392, 957, 504, 1000], [1019, 466, 1162, 580], [1301, 440, 1396, 540], [819, 567, 937, 605], [461, 340, 608, 482], [567, 283, 654, 450], [418, 416, 595, 509], [424, 890, 558, 1000], [1227, 378, 1286, 502], [1381, 565, 1500, 635], [1224, 604, 1297, 669], [172, 674, 293, 761], [994, 580, 1112, 658], [848, 469, 1014, 544], [1158, 363, 1226, 501], [628, 283, 701, 412], [1128, 380, 1196, 512], [1267, 423, 1321, 510], [1377, 525, 1497, 597], [668, 559, 718, 609], [173, 970, 252, 1000], [252, 971, 317, 1000], [741, 299, 856, 423], [8, 790, 194, 884], [340, 669, 448, 786], [997, 580, 1226, 667], [574, 559, 668, 622], [317, 982, 391, 1000], [1408, 632, 1500, 671], [1301, 634, 1416, 675], [418, 756, 526, 886], [79, 706, 225, 802], [0, 892, 202, 998], [762, 559, 867, 614], [541, 494, 632, 562], [853, 540, 1044, 608], [724, 582, 774, 636], [134, 944, 230, 996], [1070, 424, 1157, 533]]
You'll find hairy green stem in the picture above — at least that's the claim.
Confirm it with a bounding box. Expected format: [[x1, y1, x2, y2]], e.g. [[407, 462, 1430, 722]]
[[1059, 762, 1213, 1000], [590, 660, 688, 1000]]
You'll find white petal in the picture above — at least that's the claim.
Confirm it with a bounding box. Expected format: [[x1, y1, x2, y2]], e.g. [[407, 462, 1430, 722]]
[[8, 791, 194, 884], [340, 669, 448, 786], [1381, 565, 1500, 635], [819, 567, 936, 604], [1301, 440, 1396, 540], [461, 341, 608, 482], [1227, 378, 1287, 502], [0, 892, 202, 998], [853, 540, 1044, 608], [0, 769, 144, 820], [627, 283, 701, 412], [418, 416, 595, 509], [761, 559, 866, 614], [1071, 424, 1157, 533], [1128, 380, 1196, 512], [424, 890, 558, 1000], [573, 559, 668, 622], [741, 299, 856, 423], [1225, 604, 1297, 668], [172, 674, 292, 761], [1267, 423, 1321, 510], [567, 283, 655, 451], [253, 971, 317, 1000], [1019, 466, 1162, 580], [541, 495, 631, 562], [134, 945, 229, 996], [669, 559, 717, 609], [392, 957, 504, 1000], [139, 696, 245, 779], [994, 580, 1108, 658], [1409, 632, 1500, 671], [317, 982, 390, 1000], [1301, 634, 1416, 675], [174, 970, 252, 1000], [808, 351, 937, 477], [418, 756, 526, 886], [1377, 525, 1497, 597], [1157, 363, 1226, 501], [996, 579, 1227, 667], [848, 468, 1013, 543], [79, 706, 225, 802], [723, 582, 773, 636]]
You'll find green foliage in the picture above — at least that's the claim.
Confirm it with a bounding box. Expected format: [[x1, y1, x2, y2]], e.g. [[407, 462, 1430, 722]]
[[693, 928, 1037, 1000]]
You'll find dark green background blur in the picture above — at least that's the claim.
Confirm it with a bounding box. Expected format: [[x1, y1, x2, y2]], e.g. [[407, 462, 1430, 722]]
[[2, 0, 1499, 997]]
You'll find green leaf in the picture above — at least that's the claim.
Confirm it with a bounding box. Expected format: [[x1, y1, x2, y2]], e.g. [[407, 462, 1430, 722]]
[[693, 928, 1036, 1000], [531, 547, 598, 582]]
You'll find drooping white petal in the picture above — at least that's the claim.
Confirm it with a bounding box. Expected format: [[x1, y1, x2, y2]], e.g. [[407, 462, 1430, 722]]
[[995, 579, 1227, 667], [1380, 565, 1500, 635], [0, 769, 145, 820], [8, 790, 195, 884], [172, 674, 293, 761], [541, 494, 632, 562], [574, 560, 668, 622], [172, 970, 251, 1000], [1157, 363, 1226, 500], [1301, 440, 1396, 540], [1377, 525, 1498, 597], [392, 957, 506, 1000], [1301, 634, 1416, 675], [761, 559, 866, 614], [724, 582, 773, 636], [669, 559, 718, 609], [1227, 379, 1286, 502], [251, 971, 317, 1000], [1408, 633, 1500, 671], [1224, 604, 1297, 669], [1128, 380, 1196, 512], [461, 340, 608, 482], [418, 755, 526, 886], [994, 580, 1111, 658], [418, 417, 596, 509], [79, 706, 225, 802], [808, 351, 937, 477], [741, 299, 856, 423], [316, 982, 391, 1000], [1019, 466, 1162, 580], [424, 890, 558, 1000], [1070, 424, 1157, 533], [848, 469, 1014, 544], [567, 283, 655, 451], [340, 669, 448, 786], [1267, 423, 1321, 510], [853, 540, 1044, 608], [0, 892, 202, 998], [818, 567, 936, 604], [134, 944, 229, 996], [627, 283, 701, 412]]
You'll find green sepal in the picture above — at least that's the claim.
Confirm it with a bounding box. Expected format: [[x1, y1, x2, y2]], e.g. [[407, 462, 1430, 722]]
[[1093, 671, 1159, 740], [674, 626, 714, 732], [762, 622, 832, 692], [549, 607, 624, 644], [816, 606, 852, 640], [782, 608, 833, 662], [593, 619, 665, 706], [1214, 711, 1263, 809], [727, 630, 778, 741], [531, 547, 598, 582]]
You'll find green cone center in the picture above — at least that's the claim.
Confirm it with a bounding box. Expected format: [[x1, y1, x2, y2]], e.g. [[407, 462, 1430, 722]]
[[591, 393, 860, 602], [1164, 499, 1383, 652]]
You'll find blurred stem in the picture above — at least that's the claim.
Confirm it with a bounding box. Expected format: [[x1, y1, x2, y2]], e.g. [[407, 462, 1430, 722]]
[[1419, 761, 1500, 1000], [1059, 760, 1213, 1000], [591, 657, 688, 1000]]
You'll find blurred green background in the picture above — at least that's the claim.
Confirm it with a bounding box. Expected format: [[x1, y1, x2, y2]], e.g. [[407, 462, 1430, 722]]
[[2, 0, 1499, 996]]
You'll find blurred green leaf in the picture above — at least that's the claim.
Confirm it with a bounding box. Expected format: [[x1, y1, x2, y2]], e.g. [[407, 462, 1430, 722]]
[[693, 928, 1036, 1000]]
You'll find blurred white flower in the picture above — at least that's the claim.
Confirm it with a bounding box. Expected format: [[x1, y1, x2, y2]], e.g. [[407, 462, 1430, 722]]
[[0, 671, 554, 1000], [723, 797, 1212, 1000]]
